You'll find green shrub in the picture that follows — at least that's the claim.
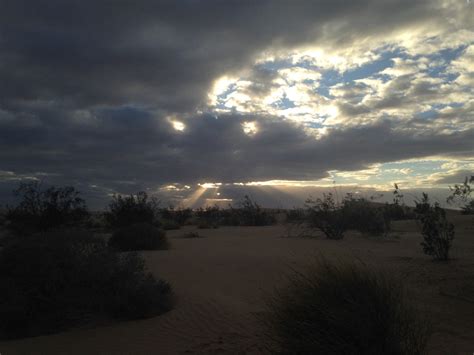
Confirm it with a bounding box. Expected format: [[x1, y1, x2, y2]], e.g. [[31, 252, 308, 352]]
[[416, 195, 455, 261], [104, 192, 160, 229], [108, 223, 168, 251], [0, 230, 173, 339], [6, 182, 89, 235], [263, 259, 431, 354]]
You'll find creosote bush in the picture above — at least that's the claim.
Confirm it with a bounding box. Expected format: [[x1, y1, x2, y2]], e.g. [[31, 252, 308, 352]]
[[416, 194, 454, 261], [263, 259, 431, 355], [305, 193, 347, 239], [105, 191, 160, 229], [0, 230, 173, 339], [195, 196, 276, 227], [342, 193, 390, 236], [6, 181, 89, 235], [108, 222, 169, 251]]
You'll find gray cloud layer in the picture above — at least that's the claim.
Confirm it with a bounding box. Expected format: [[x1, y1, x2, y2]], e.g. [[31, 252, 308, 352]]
[[0, 0, 472, 205]]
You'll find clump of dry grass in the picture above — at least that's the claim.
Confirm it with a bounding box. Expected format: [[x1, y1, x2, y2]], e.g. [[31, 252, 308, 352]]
[[263, 258, 431, 354]]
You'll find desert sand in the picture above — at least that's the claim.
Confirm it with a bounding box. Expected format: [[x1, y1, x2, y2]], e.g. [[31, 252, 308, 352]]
[[1, 215, 473, 354]]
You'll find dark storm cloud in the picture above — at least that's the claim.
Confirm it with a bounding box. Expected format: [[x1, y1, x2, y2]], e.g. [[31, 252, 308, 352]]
[[1, 0, 439, 110], [0, 0, 472, 205], [1, 109, 473, 185]]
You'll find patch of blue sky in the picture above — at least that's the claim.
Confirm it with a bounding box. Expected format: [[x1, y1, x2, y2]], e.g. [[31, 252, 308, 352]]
[[421, 45, 466, 79], [272, 95, 296, 109], [316, 48, 404, 98], [381, 160, 445, 173], [255, 58, 293, 72], [415, 109, 439, 120]]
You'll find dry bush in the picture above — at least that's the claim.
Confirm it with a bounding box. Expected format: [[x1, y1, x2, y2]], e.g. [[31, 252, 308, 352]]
[[263, 259, 431, 355], [0, 230, 172, 339], [108, 222, 168, 251]]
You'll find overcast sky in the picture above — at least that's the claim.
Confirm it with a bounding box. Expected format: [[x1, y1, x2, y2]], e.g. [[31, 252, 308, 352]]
[[0, 0, 473, 208]]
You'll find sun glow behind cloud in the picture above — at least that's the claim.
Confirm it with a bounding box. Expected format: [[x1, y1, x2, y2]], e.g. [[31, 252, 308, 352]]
[[203, 17, 474, 190]]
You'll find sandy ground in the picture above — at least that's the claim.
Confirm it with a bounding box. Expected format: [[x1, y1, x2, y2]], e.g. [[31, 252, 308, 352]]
[[1, 215, 474, 354]]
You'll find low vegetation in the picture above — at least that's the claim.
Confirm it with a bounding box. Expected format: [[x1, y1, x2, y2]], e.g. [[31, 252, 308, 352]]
[[5, 181, 89, 235], [305, 193, 347, 239], [195, 195, 276, 228], [0, 230, 173, 339], [263, 258, 431, 354], [416, 194, 455, 261], [293, 192, 393, 239], [180, 231, 203, 238], [447, 175, 474, 215], [108, 222, 169, 251], [104, 191, 160, 229]]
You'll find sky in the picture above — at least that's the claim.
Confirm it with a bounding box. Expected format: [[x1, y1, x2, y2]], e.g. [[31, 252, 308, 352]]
[[0, 0, 473, 208]]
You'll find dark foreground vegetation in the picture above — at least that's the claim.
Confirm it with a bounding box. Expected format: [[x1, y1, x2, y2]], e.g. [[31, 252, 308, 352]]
[[109, 222, 169, 251], [0, 177, 467, 340], [195, 195, 276, 228], [0, 231, 173, 339], [0, 182, 173, 340], [263, 259, 431, 354]]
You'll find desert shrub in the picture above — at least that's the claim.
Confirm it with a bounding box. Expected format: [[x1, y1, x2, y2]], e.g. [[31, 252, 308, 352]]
[[382, 184, 416, 221], [460, 200, 474, 215], [447, 176, 474, 215], [416, 195, 455, 261], [108, 223, 168, 251], [6, 181, 89, 235], [194, 197, 275, 227], [232, 195, 276, 226], [197, 220, 218, 229], [305, 194, 346, 239], [414, 193, 431, 216], [263, 259, 431, 355], [160, 219, 181, 230], [384, 202, 415, 221], [195, 205, 222, 228], [160, 206, 193, 226], [181, 232, 203, 238], [342, 194, 390, 235], [104, 191, 160, 229], [0, 230, 172, 339], [285, 207, 306, 224]]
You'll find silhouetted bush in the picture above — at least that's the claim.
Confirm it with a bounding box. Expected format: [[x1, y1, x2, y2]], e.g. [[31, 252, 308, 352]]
[[460, 200, 474, 215], [342, 194, 390, 236], [263, 259, 431, 354], [305, 194, 347, 239], [0, 230, 173, 339], [105, 192, 160, 229], [284, 207, 306, 224], [231, 195, 276, 226], [447, 176, 474, 215], [6, 182, 89, 235], [108, 223, 168, 251], [416, 195, 455, 261], [159, 206, 193, 226], [196, 205, 222, 228], [195, 197, 275, 227], [181, 232, 203, 238], [160, 219, 181, 230]]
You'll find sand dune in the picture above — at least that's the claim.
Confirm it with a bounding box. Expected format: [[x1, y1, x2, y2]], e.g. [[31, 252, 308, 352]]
[[1, 218, 474, 354]]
